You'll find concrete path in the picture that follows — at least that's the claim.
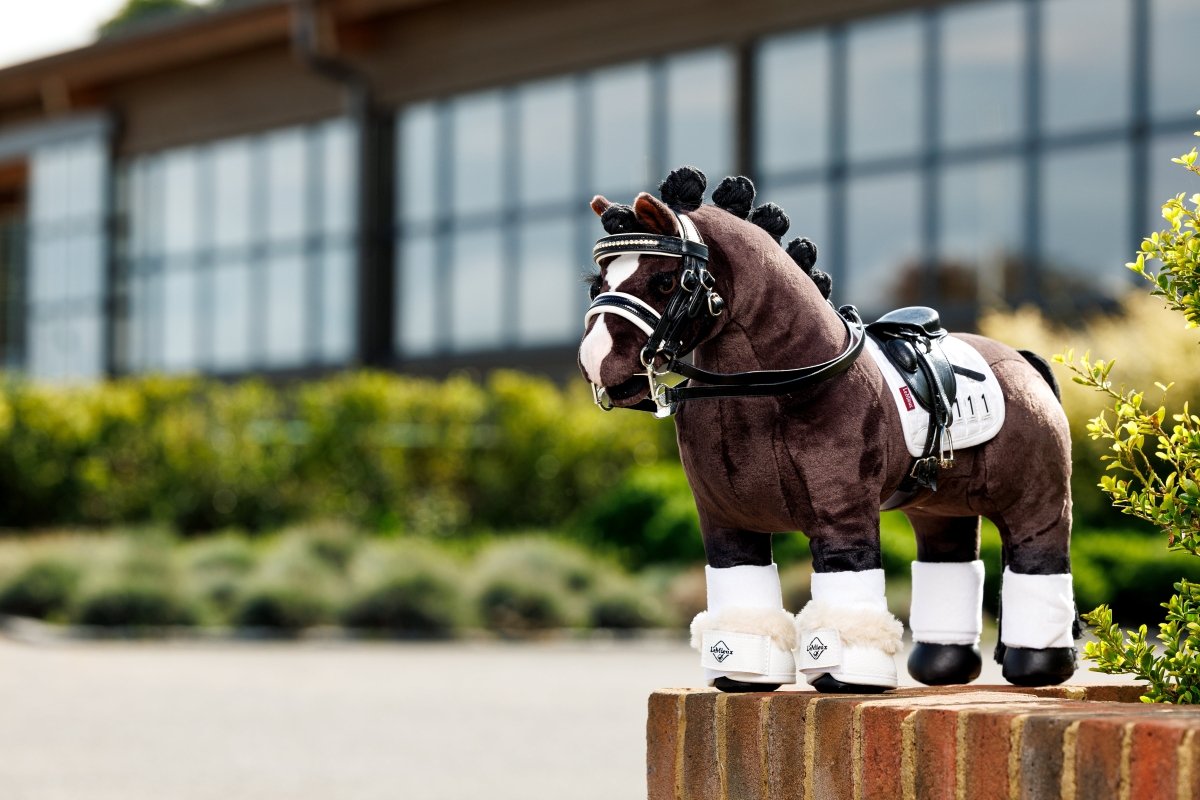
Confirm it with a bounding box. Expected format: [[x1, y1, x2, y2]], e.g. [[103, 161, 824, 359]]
[[0, 634, 1135, 800]]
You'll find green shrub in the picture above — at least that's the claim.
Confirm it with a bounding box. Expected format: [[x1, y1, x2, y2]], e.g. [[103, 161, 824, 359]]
[[588, 576, 665, 629], [0, 559, 81, 619], [575, 463, 704, 566], [471, 537, 606, 631], [341, 541, 465, 635], [74, 581, 195, 627], [233, 586, 330, 632]]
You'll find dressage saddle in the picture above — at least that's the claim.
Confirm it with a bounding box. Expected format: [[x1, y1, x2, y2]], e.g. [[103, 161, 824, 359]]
[[867, 306, 962, 505]]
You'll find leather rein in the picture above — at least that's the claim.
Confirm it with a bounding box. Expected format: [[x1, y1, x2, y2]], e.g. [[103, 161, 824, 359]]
[[585, 211, 866, 417]]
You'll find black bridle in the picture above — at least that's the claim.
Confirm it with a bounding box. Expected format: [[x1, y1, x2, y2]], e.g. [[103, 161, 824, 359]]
[[585, 210, 866, 416]]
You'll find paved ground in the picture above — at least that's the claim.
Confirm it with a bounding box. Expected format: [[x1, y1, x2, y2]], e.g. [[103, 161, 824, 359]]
[[0, 632, 1135, 800]]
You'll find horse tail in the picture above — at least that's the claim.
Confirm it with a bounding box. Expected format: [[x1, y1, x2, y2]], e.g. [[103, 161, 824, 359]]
[[1018, 349, 1061, 403]]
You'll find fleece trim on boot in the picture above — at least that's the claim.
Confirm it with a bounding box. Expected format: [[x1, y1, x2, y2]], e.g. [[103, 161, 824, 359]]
[[793, 600, 904, 654], [1000, 568, 1076, 649], [691, 607, 798, 652], [909, 560, 985, 646]]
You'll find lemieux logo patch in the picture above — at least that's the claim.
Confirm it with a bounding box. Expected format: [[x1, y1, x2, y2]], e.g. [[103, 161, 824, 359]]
[[899, 386, 916, 411], [709, 641, 734, 663], [806, 636, 828, 661]]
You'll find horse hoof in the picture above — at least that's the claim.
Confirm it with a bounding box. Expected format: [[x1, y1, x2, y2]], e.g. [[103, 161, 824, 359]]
[[1002, 646, 1077, 686], [809, 674, 890, 694], [907, 642, 982, 685], [713, 677, 781, 693]]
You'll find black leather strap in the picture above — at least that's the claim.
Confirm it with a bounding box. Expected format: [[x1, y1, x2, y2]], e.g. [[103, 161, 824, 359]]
[[592, 234, 709, 265]]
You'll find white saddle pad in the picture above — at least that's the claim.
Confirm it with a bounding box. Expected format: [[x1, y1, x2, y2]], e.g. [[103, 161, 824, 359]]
[[865, 335, 1005, 458]]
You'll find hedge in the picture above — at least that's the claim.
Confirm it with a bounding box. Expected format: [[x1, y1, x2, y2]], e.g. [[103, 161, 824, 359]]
[[0, 371, 675, 533]]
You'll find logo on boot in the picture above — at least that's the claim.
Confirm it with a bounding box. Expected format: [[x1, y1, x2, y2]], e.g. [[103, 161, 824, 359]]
[[709, 640, 734, 663], [806, 636, 828, 661]]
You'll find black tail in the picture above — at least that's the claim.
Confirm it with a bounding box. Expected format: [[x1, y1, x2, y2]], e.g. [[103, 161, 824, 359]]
[[1018, 349, 1061, 402]]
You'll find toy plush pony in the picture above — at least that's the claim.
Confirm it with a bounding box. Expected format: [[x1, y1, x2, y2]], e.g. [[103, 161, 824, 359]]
[[578, 167, 1078, 693]]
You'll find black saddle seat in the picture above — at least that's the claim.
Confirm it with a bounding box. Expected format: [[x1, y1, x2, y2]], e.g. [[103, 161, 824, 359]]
[[869, 306, 944, 338]]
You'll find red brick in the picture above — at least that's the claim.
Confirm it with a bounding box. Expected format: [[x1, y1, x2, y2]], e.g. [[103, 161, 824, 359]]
[[809, 697, 865, 800], [859, 704, 910, 799], [912, 708, 958, 800], [724, 693, 770, 800], [1072, 716, 1127, 799], [681, 691, 720, 800], [647, 691, 685, 800], [1017, 712, 1079, 800], [1128, 718, 1195, 799], [765, 691, 812, 800], [960, 709, 1020, 800]]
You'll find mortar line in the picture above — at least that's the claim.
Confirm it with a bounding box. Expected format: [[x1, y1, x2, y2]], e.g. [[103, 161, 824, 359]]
[[716, 693, 729, 800], [955, 712, 968, 800], [1178, 728, 1197, 800], [804, 698, 819, 800], [1008, 714, 1028, 800], [1118, 722, 1134, 800], [852, 703, 864, 800], [674, 694, 686, 800], [759, 697, 770, 800], [901, 710, 918, 800], [1060, 720, 1081, 800]]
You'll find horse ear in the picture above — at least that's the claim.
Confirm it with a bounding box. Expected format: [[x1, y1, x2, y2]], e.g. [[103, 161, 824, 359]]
[[633, 192, 679, 236], [591, 195, 612, 216]]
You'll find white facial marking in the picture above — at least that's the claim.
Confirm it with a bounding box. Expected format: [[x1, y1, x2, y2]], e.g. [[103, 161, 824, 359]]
[[579, 253, 643, 385]]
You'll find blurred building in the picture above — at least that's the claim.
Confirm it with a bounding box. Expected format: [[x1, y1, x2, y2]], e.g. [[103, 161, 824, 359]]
[[0, 0, 1196, 381]]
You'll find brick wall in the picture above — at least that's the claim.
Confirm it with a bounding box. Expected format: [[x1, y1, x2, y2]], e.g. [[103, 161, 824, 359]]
[[647, 685, 1200, 800]]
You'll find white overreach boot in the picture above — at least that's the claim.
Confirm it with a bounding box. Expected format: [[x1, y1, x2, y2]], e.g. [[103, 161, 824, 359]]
[[690, 564, 797, 690], [906, 560, 985, 685], [794, 569, 903, 690], [998, 567, 1078, 686]]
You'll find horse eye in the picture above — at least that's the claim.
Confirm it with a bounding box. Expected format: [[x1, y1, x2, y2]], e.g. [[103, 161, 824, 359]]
[[652, 273, 677, 295], [586, 272, 602, 300]]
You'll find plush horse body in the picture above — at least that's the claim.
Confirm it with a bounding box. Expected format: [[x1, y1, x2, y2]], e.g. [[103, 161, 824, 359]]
[[579, 168, 1077, 693]]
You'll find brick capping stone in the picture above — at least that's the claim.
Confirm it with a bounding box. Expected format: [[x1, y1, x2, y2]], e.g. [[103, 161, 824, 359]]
[[646, 685, 1200, 800]]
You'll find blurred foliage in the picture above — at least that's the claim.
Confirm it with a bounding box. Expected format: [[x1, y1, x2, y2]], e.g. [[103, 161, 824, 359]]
[[98, 0, 204, 38], [980, 292, 1200, 528], [1058, 128, 1200, 703], [0, 370, 673, 535]]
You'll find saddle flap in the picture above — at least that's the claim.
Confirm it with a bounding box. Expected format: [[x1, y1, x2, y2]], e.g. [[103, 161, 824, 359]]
[[871, 334, 957, 414]]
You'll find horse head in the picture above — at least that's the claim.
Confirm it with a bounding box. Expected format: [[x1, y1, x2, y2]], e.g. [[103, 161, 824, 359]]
[[578, 166, 834, 410]]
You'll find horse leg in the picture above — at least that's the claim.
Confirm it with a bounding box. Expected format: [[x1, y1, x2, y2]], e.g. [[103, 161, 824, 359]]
[[794, 523, 904, 693], [905, 513, 985, 685], [992, 505, 1078, 686], [691, 521, 796, 693]]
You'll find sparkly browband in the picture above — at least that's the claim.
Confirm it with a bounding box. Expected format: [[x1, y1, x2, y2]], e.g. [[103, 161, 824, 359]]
[[592, 233, 710, 266]]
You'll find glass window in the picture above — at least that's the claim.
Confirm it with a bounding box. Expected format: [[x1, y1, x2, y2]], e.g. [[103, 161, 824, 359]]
[[320, 246, 355, 363], [1041, 0, 1131, 135], [65, 230, 103, 302], [399, 103, 440, 226], [665, 49, 734, 182], [451, 92, 505, 216], [516, 218, 576, 345], [590, 63, 653, 199], [449, 227, 504, 351], [1039, 143, 1132, 308], [321, 119, 357, 236], [162, 149, 199, 255], [398, 234, 438, 356], [265, 128, 309, 243], [162, 265, 197, 372], [940, 1, 1023, 148], [264, 253, 306, 365], [210, 259, 252, 371], [847, 15, 923, 162], [1149, 0, 1200, 121], [67, 139, 106, 220], [756, 31, 830, 176], [211, 138, 252, 251], [518, 78, 576, 206], [844, 171, 922, 314], [937, 158, 1024, 309]]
